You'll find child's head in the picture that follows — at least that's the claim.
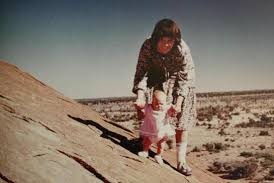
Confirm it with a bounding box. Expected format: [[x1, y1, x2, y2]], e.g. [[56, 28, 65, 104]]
[[151, 90, 167, 111]]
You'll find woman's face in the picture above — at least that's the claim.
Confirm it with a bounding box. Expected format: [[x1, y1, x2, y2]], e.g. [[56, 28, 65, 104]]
[[157, 37, 175, 55]]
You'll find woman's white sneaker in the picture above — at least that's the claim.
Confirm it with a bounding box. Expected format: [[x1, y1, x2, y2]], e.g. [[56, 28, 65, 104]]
[[177, 162, 192, 176]]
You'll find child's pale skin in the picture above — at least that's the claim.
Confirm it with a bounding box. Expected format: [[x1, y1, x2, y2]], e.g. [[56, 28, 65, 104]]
[[151, 90, 166, 111], [142, 91, 170, 156]]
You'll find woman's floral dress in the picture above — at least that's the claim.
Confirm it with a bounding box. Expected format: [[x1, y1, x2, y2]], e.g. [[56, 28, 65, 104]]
[[132, 38, 196, 130]]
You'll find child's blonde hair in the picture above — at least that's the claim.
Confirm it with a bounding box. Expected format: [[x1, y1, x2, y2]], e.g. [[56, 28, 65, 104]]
[[152, 90, 166, 103]]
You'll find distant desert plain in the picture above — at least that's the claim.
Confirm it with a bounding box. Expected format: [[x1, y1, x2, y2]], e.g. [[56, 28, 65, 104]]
[[79, 90, 274, 183]]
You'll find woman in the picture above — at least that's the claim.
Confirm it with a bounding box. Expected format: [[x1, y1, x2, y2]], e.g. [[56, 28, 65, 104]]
[[132, 18, 196, 176]]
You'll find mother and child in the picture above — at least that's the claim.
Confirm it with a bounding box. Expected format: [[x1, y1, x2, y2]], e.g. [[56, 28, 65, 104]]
[[132, 18, 196, 176]]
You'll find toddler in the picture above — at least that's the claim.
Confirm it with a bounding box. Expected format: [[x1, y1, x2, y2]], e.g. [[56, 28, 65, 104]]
[[137, 90, 175, 165]]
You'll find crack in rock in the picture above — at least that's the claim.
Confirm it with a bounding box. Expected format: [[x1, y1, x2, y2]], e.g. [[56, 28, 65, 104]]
[[57, 150, 111, 183], [37, 121, 56, 133], [1, 104, 16, 114], [120, 155, 143, 163], [0, 172, 15, 183], [14, 114, 57, 133], [33, 153, 47, 157], [13, 115, 31, 123], [0, 94, 13, 102]]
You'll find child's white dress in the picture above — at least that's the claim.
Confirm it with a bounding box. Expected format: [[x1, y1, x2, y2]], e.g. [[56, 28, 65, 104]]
[[140, 104, 175, 143]]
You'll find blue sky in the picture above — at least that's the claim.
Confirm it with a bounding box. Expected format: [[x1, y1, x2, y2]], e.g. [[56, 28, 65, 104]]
[[1, 0, 274, 98]]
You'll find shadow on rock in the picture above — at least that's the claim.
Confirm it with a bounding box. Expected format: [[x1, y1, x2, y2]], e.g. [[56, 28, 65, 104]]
[[67, 115, 178, 171], [68, 115, 142, 154]]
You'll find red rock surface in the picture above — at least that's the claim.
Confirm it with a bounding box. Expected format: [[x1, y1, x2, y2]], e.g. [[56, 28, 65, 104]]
[[0, 61, 224, 183]]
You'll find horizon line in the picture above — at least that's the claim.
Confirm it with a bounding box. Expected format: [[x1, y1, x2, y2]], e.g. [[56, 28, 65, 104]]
[[75, 88, 274, 101]]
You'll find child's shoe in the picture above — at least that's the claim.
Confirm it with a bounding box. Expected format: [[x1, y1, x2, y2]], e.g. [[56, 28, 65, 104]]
[[154, 155, 164, 165], [177, 162, 192, 176], [138, 151, 148, 158]]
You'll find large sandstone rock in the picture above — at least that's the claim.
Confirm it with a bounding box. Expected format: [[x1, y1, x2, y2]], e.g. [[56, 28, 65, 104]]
[[0, 61, 225, 183]]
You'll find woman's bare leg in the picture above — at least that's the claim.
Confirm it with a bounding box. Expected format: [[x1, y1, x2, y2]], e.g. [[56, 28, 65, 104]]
[[176, 129, 188, 163], [176, 129, 192, 175]]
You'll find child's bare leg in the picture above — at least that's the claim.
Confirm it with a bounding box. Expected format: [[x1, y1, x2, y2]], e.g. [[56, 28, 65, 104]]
[[138, 136, 151, 158], [156, 137, 167, 155], [155, 136, 167, 165], [143, 136, 152, 151]]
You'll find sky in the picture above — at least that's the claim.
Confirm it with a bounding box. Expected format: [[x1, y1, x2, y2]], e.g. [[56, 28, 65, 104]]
[[1, 0, 274, 99]]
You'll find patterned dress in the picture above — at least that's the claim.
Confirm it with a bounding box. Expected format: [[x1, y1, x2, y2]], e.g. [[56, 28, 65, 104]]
[[132, 38, 197, 130]]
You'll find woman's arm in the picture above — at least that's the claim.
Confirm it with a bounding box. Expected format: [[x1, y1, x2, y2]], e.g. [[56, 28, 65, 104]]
[[174, 41, 195, 110], [132, 39, 151, 94]]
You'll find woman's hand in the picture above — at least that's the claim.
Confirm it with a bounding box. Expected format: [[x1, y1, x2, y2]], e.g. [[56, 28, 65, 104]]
[[134, 98, 146, 110], [168, 105, 181, 117], [134, 90, 146, 120], [168, 95, 183, 117], [134, 98, 145, 120], [134, 89, 146, 110]]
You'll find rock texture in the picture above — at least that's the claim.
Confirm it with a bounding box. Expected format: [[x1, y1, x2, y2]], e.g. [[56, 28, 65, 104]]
[[0, 61, 224, 183]]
